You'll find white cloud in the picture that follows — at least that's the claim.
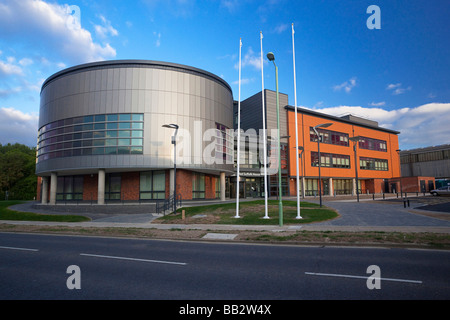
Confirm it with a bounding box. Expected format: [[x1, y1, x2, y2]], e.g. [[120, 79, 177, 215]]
[[94, 15, 119, 39], [309, 103, 450, 149], [333, 77, 357, 93], [274, 23, 289, 34], [369, 101, 386, 107], [235, 47, 267, 70], [0, 57, 23, 76], [153, 32, 161, 47], [386, 82, 411, 95], [0, 107, 38, 147], [0, 0, 116, 65]]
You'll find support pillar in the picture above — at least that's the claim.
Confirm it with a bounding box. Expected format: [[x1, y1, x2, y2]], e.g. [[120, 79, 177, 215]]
[[329, 178, 334, 196], [49, 172, 57, 205], [352, 178, 357, 196], [301, 177, 306, 198], [41, 176, 49, 204], [98, 169, 105, 205], [220, 172, 226, 201]]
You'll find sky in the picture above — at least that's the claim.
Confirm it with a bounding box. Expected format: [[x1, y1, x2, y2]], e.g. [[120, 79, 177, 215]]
[[0, 0, 449, 150]]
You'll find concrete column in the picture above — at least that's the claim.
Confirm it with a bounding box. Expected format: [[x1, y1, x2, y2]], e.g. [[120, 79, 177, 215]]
[[352, 178, 356, 196], [49, 172, 57, 205], [98, 169, 105, 205], [41, 176, 49, 204], [220, 172, 226, 201], [329, 178, 334, 196], [301, 177, 306, 198]]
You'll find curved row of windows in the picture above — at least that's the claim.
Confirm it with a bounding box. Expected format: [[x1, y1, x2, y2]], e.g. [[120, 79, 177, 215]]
[[37, 113, 144, 162]]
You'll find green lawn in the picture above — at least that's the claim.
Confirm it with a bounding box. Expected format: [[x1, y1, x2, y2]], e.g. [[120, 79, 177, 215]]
[[160, 200, 339, 225], [0, 201, 90, 222]]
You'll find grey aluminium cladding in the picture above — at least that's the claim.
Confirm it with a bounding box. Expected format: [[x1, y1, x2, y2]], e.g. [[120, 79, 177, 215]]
[[37, 59, 234, 176]]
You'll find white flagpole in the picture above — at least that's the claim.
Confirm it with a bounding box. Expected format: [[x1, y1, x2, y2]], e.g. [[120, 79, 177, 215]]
[[260, 31, 269, 219], [235, 38, 242, 219], [292, 23, 302, 219]]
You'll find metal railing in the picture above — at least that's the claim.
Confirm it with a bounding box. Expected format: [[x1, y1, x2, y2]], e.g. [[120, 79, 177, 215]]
[[156, 194, 182, 215]]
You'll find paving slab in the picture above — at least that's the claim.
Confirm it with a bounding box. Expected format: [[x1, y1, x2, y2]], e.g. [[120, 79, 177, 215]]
[[202, 233, 238, 240]]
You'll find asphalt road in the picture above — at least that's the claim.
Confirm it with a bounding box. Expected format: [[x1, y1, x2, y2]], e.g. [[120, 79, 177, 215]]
[[1, 232, 449, 303]]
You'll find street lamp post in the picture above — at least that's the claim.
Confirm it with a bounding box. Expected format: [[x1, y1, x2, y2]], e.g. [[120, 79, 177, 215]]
[[162, 124, 179, 213], [349, 136, 361, 202], [267, 52, 283, 227], [396, 149, 403, 198], [313, 123, 332, 207]]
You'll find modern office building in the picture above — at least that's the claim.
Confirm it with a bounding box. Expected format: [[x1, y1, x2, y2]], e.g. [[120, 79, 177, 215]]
[[36, 60, 234, 204], [232, 89, 403, 198], [36, 59, 407, 205]]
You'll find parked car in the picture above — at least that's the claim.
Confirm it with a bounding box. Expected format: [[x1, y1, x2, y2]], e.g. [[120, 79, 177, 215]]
[[430, 186, 450, 196]]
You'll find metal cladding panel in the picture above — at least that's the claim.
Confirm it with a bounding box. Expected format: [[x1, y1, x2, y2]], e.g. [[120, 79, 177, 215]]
[[37, 60, 234, 175]]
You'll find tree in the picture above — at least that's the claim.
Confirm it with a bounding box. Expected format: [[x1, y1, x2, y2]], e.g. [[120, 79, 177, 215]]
[[0, 143, 37, 200]]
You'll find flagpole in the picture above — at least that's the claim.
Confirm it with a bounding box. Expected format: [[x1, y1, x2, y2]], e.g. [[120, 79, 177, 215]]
[[260, 31, 269, 219], [292, 23, 302, 219], [235, 38, 242, 219]]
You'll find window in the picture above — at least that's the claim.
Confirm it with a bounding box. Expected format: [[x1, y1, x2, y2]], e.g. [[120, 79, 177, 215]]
[[310, 127, 349, 147], [36, 113, 144, 162], [56, 175, 83, 201], [140, 171, 166, 200], [358, 137, 387, 152], [105, 173, 121, 200], [311, 152, 350, 168], [192, 173, 205, 199], [215, 123, 234, 164], [360, 157, 388, 171]]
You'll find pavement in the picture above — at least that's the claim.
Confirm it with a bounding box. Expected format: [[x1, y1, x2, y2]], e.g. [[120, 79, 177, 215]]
[[3, 194, 450, 234]]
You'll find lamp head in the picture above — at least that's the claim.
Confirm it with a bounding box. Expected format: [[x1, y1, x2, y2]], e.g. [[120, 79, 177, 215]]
[[162, 124, 179, 129], [267, 52, 275, 61], [315, 123, 333, 129]]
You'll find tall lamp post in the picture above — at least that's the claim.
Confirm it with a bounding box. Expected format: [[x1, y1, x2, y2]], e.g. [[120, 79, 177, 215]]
[[349, 136, 361, 202], [162, 124, 179, 213], [267, 52, 283, 227], [396, 149, 403, 198], [313, 123, 332, 207]]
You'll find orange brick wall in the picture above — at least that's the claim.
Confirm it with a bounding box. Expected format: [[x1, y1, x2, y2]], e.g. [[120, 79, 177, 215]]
[[287, 111, 400, 180]]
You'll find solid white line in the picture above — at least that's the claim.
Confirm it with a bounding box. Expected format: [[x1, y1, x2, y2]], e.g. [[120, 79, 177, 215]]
[[80, 253, 187, 266], [305, 272, 422, 284], [0, 246, 39, 252]]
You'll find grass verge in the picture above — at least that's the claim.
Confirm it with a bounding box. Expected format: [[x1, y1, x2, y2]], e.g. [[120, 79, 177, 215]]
[[0, 201, 90, 222], [158, 200, 338, 225]]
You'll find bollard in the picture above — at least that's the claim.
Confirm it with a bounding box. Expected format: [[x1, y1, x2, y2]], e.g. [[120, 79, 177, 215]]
[[182, 209, 185, 220]]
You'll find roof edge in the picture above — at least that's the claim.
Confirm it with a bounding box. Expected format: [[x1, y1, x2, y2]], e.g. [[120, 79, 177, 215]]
[[285, 105, 400, 135]]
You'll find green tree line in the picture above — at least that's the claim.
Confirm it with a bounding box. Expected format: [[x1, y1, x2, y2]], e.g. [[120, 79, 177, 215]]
[[0, 143, 37, 200]]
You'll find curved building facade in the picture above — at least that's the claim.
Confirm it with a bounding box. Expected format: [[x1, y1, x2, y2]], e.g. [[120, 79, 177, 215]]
[[37, 60, 234, 204]]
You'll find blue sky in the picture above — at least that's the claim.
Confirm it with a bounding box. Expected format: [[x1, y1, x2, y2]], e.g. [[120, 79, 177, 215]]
[[0, 0, 449, 150]]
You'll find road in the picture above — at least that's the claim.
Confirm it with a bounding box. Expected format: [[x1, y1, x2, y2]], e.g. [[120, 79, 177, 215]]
[[0, 232, 449, 303]]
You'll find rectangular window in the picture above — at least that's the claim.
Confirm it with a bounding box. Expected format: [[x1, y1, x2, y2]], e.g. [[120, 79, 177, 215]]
[[311, 152, 350, 168], [105, 173, 121, 200], [358, 137, 387, 152], [192, 172, 205, 199], [360, 157, 389, 171], [310, 127, 349, 147], [140, 171, 166, 200]]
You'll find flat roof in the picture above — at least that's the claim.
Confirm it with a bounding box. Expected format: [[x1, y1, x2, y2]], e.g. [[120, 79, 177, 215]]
[[41, 59, 232, 94], [285, 105, 400, 135]]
